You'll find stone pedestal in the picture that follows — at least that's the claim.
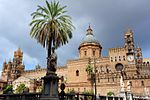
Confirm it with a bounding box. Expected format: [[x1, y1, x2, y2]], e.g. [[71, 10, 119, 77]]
[[41, 73, 59, 100], [119, 92, 127, 100], [127, 92, 133, 100]]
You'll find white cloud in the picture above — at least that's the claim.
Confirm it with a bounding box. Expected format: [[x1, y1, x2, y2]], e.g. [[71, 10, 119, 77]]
[[23, 53, 39, 70]]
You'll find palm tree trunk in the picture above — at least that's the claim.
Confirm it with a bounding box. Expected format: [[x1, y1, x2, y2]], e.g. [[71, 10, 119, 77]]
[[48, 40, 52, 58], [47, 37, 52, 75]]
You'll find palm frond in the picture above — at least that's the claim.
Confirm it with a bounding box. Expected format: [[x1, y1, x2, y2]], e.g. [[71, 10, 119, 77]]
[[29, 0, 74, 50]]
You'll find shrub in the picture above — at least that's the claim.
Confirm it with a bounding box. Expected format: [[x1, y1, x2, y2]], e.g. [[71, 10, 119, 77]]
[[15, 84, 26, 93], [66, 89, 76, 94], [107, 91, 114, 96], [82, 90, 94, 95], [3, 85, 13, 94]]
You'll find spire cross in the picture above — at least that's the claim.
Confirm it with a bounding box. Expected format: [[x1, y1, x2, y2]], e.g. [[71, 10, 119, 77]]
[[86, 24, 93, 35]]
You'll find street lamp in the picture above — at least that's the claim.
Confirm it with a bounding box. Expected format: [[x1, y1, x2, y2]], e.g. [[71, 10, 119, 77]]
[[91, 57, 99, 100]]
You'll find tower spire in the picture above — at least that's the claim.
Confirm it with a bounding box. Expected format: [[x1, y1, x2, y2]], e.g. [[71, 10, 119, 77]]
[[127, 27, 132, 33], [86, 24, 93, 35]]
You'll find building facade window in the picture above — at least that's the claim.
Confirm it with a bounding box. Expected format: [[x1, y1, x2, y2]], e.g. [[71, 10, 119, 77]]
[[119, 56, 121, 61], [93, 50, 95, 56], [76, 70, 79, 76], [123, 56, 126, 61], [112, 77, 114, 82], [111, 57, 113, 62], [115, 57, 117, 62], [141, 81, 144, 86], [84, 88, 86, 91], [98, 78, 100, 83], [130, 81, 132, 86], [84, 51, 87, 56]]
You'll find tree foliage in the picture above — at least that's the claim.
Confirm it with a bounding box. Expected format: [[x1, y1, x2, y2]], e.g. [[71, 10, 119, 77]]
[[15, 84, 26, 94], [66, 89, 76, 94], [86, 64, 93, 74], [107, 91, 115, 96], [3, 84, 13, 94], [29, 0, 74, 51], [82, 90, 94, 95]]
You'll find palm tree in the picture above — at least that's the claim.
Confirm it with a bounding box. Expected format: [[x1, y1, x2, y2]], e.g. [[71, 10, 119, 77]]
[[29, 1, 74, 73], [86, 58, 93, 75], [86, 64, 93, 75]]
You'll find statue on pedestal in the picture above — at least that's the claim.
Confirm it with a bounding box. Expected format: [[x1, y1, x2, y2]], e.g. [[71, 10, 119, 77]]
[[120, 75, 125, 92], [47, 47, 57, 75], [127, 81, 131, 92]]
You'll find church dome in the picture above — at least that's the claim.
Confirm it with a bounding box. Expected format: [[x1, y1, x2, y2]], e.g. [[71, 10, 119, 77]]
[[79, 26, 101, 48], [81, 34, 99, 44]]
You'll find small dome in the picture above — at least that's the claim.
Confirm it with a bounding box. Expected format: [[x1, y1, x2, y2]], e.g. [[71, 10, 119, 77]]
[[79, 25, 101, 47], [80, 34, 100, 45]]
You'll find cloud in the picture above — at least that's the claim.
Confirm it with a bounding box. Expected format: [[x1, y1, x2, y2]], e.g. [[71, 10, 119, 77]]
[[0, 0, 150, 70], [23, 53, 39, 70]]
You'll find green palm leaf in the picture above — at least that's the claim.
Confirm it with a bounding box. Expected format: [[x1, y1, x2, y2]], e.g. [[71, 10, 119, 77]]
[[29, 0, 75, 58]]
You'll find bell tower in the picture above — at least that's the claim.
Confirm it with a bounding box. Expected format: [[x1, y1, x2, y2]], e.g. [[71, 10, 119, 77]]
[[124, 28, 135, 64], [124, 28, 135, 53], [135, 45, 143, 64], [78, 25, 102, 59], [13, 48, 24, 77]]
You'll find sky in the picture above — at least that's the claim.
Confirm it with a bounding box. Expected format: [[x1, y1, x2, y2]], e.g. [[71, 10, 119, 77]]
[[0, 0, 150, 70]]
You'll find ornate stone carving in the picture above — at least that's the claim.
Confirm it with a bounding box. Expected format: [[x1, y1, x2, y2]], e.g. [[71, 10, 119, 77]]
[[127, 81, 131, 92], [120, 75, 125, 92], [47, 47, 57, 74]]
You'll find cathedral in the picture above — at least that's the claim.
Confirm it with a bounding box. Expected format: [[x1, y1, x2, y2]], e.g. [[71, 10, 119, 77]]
[[0, 26, 150, 97]]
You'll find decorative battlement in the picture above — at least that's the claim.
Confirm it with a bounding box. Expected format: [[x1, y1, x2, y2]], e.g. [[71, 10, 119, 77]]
[[137, 62, 150, 66], [24, 68, 46, 73], [109, 47, 126, 53], [23, 66, 67, 74], [124, 74, 150, 80]]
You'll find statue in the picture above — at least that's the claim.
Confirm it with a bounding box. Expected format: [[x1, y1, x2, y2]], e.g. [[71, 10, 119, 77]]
[[47, 47, 57, 75], [127, 81, 131, 92], [120, 75, 125, 92]]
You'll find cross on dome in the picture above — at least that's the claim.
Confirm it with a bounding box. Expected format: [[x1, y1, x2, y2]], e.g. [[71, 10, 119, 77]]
[[86, 25, 93, 35]]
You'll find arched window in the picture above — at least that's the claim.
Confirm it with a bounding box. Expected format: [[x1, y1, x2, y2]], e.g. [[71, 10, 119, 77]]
[[130, 81, 132, 86], [123, 56, 126, 61], [115, 57, 117, 61], [84, 51, 87, 56], [98, 78, 100, 83], [93, 50, 95, 56], [76, 70, 79, 76], [115, 63, 124, 71], [141, 81, 144, 86], [119, 56, 121, 61], [112, 77, 114, 82], [84, 88, 86, 91], [111, 57, 113, 62]]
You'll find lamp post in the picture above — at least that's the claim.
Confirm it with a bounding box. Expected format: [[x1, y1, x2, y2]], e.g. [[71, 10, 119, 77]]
[[91, 57, 98, 100]]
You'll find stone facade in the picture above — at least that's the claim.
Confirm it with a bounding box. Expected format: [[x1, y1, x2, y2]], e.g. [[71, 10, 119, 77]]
[[1, 26, 150, 97], [1, 48, 25, 83]]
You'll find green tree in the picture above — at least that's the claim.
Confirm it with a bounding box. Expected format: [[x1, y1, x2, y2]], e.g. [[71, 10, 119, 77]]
[[66, 89, 76, 94], [15, 84, 26, 94], [82, 90, 94, 95], [86, 64, 93, 75], [3, 84, 13, 94], [30, 0, 74, 72], [86, 58, 93, 75], [107, 91, 115, 96], [82, 90, 94, 100]]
